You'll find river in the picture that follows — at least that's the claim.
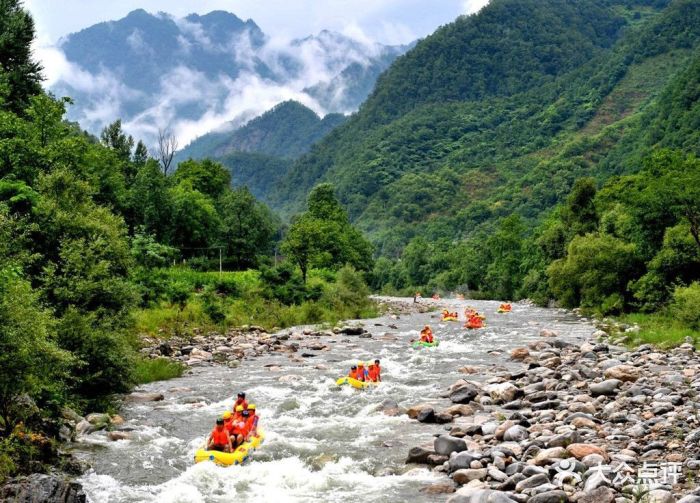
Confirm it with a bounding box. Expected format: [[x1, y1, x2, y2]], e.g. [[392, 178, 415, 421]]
[[74, 298, 595, 502]]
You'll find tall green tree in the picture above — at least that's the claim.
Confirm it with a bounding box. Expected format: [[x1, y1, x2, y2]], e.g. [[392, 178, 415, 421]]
[[218, 187, 277, 269], [282, 183, 373, 281], [0, 0, 43, 114], [173, 159, 231, 199]]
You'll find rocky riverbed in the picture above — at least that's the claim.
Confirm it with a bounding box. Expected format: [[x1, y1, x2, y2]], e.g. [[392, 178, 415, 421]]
[[405, 328, 700, 502], [32, 297, 700, 502]]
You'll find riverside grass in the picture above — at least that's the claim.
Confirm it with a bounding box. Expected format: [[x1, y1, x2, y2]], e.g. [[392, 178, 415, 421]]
[[619, 312, 699, 349], [134, 267, 380, 338], [134, 357, 185, 384]]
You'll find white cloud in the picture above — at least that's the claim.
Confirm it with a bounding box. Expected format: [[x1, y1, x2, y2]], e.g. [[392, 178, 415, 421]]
[[462, 0, 491, 15], [32, 1, 467, 148]]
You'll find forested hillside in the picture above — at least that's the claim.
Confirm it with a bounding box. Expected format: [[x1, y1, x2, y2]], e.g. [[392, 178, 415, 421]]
[[179, 101, 346, 160], [0, 0, 376, 482], [267, 0, 697, 254], [177, 100, 346, 200]]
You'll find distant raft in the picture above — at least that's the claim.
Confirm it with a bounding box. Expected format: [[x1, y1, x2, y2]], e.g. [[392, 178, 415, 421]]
[[441, 315, 459, 322], [194, 428, 265, 466], [335, 376, 379, 389], [412, 340, 440, 348], [498, 303, 513, 313]]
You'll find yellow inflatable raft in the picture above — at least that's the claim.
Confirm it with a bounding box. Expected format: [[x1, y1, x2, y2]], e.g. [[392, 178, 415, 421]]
[[194, 428, 265, 466], [442, 316, 459, 322], [335, 376, 379, 389]]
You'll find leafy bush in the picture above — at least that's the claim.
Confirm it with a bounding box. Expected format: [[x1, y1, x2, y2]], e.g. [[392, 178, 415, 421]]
[[133, 358, 184, 384], [671, 282, 700, 329]]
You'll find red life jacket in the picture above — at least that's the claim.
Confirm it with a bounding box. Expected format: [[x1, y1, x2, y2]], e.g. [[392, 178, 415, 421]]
[[356, 366, 366, 381], [211, 427, 228, 445], [234, 398, 248, 411]]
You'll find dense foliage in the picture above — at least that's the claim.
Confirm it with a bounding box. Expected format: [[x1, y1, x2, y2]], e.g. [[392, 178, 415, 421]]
[[0, 2, 377, 483]]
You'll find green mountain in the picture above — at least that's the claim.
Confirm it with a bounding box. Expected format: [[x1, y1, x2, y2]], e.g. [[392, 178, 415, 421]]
[[177, 101, 346, 200], [264, 0, 700, 256], [179, 101, 346, 160]]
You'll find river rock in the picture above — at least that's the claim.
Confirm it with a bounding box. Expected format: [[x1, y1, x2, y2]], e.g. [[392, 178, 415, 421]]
[[566, 444, 606, 460], [107, 431, 130, 441], [515, 473, 550, 492], [449, 451, 481, 471], [647, 490, 676, 503], [417, 408, 436, 423], [589, 379, 621, 396], [407, 403, 435, 419], [603, 365, 640, 382], [126, 392, 164, 403], [450, 384, 479, 404], [338, 326, 364, 335], [445, 404, 475, 417], [540, 329, 558, 338], [532, 447, 567, 466], [0, 474, 86, 503], [546, 430, 581, 447], [511, 348, 530, 361], [503, 425, 529, 442], [189, 348, 212, 360], [453, 468, 488, 484], [435, 435, 468, 456], [486, 383, 520, 403], [420, 483, 456, 494], [447, 488, 517, 503], [406, 446, 434, 464], [529, 490, 568, 503], [577, 486, 616, 503]]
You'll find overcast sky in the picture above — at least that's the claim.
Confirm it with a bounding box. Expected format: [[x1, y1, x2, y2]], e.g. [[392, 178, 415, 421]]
[[25, 0, 490, 46]]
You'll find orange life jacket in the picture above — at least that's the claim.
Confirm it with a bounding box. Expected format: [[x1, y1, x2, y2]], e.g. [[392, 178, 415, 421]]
[[234, 398, 248, 411], [243, 415, 257, 437], [356, 366, 367, 381], [368, 365, 380, 382], [224, 419, 235, 435], [348, 369, 358, 379], [211, 427, 228, 446]]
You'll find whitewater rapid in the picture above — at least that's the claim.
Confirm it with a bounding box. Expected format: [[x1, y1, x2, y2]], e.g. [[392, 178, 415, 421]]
[[74, 299, 595, 502]]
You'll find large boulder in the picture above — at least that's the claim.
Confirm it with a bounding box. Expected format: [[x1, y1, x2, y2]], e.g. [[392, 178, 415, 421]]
[[603, 365, 640, 382], [435, 435, 468, 456], [0, 474, 86, 503]]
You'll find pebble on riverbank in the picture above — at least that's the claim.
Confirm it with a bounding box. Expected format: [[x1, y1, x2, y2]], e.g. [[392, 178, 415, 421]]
[[408, 335, 700, 502]]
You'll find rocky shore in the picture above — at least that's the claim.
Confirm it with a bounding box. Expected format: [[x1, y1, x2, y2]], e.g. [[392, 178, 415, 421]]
[[405, 330, 700, 502], [139, 323, 375, 367]]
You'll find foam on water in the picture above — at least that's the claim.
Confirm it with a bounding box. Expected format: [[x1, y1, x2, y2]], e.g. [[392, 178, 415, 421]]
[[77, 299, 595, 502]]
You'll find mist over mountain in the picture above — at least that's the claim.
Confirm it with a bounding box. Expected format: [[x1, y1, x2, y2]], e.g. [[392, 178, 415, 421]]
[[46, 9, 408, 148]]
